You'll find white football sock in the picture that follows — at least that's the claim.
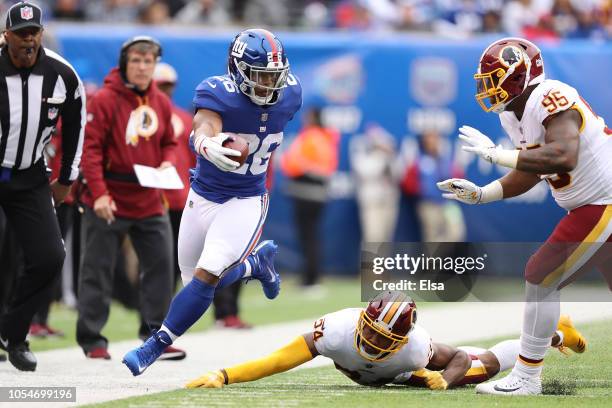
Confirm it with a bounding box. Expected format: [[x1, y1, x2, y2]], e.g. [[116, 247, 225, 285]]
[[489, 339, 520, 372], [514, 282, 560, 378], [242, 259, 252, 278], [160, 325, 178, 342]]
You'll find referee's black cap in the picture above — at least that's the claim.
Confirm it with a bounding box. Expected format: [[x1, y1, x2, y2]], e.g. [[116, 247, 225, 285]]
[[5, 2, 43, 32]]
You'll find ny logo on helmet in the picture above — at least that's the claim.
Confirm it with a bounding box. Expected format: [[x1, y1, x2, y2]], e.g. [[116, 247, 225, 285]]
[[20, 6, 34, 20], [231, 40, 247, 58]]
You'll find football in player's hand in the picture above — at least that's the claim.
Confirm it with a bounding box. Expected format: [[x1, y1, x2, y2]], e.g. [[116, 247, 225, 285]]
[[222, 133, 249, 166]]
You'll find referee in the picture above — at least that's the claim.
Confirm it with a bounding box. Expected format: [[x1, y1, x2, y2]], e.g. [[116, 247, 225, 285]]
[[0, 2, 85, 371]]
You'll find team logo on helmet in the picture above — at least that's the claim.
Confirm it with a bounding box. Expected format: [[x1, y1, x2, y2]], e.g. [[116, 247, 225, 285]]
[[499, 46, 524, 68], [231, 40, 247, 58]]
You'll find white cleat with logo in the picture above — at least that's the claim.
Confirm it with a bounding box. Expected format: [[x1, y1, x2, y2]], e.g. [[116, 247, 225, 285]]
[[476, 372, 542, 395]]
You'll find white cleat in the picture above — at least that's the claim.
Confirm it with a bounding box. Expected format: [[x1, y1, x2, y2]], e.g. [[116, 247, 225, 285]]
[[476, 371, 542, 395]]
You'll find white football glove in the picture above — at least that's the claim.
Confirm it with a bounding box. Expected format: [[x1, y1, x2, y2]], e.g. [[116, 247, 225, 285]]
[[458, 125, 518, 169], [437, 178, 483, 205], [194, 133, 241, 172]]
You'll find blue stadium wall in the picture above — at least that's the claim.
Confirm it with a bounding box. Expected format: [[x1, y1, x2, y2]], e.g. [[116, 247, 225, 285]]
[[53, 26, 612, 274]]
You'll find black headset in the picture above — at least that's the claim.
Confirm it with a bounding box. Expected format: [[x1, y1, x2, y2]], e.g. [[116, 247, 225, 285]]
[[118, 35, 162, 75]]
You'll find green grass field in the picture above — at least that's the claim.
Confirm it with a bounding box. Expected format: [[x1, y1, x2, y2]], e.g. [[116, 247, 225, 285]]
[[85, 318, 612, 408], [29, 276, 366, 352]]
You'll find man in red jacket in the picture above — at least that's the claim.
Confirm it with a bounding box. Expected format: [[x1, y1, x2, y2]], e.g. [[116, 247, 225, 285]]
[[77, 36, 184, 360]]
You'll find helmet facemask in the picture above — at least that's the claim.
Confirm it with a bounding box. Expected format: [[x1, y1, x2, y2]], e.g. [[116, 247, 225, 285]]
[[233, 58, 289, 105], [354, 310, 412, 362], [475, 68, 509, 113]]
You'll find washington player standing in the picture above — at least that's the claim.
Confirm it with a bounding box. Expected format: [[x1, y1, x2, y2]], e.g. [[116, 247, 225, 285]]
[[123, 28, 302, 376], [438, 38, 612, 395]]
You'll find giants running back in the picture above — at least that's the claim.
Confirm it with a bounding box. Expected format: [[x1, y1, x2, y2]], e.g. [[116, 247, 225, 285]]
[[123, 29, 301, 377]]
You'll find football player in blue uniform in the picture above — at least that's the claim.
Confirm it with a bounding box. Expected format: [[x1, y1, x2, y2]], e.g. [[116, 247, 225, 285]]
[[123, 28, 302, 376]]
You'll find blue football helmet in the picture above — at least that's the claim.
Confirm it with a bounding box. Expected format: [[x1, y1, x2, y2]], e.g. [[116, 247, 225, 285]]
[[228, 28, 290, 106]]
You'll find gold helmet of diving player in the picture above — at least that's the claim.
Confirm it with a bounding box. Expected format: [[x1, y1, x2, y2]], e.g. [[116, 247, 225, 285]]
[[355, 291, 417, 361]]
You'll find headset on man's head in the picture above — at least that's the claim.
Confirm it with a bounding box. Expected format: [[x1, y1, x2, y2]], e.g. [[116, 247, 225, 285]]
[[119, 35, 162, 75]]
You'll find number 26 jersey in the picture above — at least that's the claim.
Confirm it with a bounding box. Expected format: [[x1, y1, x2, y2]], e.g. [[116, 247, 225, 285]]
[[191, 74, 302, 203]]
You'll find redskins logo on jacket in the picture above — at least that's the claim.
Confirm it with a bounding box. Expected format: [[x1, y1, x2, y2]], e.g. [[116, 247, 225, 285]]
[[125, 105, 159, 146]]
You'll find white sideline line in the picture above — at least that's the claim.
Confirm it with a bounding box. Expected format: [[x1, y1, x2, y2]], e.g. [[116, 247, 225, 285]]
[[0, 302, 611, 407]]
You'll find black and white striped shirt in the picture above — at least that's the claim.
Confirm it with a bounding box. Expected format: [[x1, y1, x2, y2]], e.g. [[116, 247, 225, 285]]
[[0, 46, 85, 185]]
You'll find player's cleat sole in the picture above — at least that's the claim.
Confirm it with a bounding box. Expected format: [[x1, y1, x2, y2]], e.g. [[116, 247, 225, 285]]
[[250, 240, 281, 299], [475, 372, 542, 395], [122, 331, 172, 376], [557, 314, 587, 353]]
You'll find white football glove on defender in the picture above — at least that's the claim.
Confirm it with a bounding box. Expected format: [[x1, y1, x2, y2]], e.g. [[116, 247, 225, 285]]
[[459, 125, 519, 169], [193, 132, 241, 172], [437, 178, 503, 205]]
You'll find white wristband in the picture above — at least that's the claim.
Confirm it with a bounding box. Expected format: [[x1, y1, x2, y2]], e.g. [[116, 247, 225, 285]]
[[479, 180, 504, 203], [495, 148, 520, 169]]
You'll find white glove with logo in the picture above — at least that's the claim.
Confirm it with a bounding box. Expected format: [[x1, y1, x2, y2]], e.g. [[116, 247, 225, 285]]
[[437, 178, 504, 205], [437, 178, 483, 204], [194, 133, 241, 172], [459, 125, 519, 169]]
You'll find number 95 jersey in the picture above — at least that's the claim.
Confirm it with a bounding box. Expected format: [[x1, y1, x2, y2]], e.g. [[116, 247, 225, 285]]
[[312, 308, 432, 386], [499, 79, 612, 211], [191, 73, 302, 203]]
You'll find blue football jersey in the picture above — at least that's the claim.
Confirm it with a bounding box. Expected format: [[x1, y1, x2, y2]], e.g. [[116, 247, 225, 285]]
[[190, 74, 302, 203]]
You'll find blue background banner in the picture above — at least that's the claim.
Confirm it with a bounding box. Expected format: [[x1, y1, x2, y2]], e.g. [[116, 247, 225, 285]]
[[53, 27, 612, 274]]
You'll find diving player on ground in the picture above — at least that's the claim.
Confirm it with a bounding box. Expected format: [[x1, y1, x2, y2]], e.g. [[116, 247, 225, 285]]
[[186, 291, 585, 390]]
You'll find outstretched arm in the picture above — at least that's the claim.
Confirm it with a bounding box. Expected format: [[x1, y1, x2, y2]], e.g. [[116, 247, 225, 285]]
[[498, 169, 542, 199], [460, 109, 581, 174], [437, 169, 541, 205], [185, 333, 318, 388], [419, 342, 471, 389]]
